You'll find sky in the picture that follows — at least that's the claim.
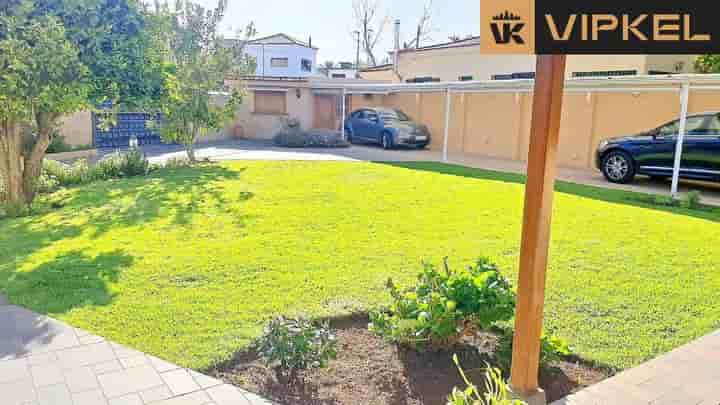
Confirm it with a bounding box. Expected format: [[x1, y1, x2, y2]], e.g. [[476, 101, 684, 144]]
[[195, 0, 480, 65]]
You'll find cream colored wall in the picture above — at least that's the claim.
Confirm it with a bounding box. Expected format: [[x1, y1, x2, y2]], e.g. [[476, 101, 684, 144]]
[[398, 46, 535, 81], [58, 111, 93, 146], [359, 69, 399, 82], [396, 46, 686, 80], [645, 55, 697, 74], [565, 55, 648, 76], [376, 87, 719, 170], [221, 88, 316, 140]]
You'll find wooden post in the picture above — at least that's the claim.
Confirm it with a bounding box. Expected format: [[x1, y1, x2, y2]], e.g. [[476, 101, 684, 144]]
[[510, 55, 567, 399]]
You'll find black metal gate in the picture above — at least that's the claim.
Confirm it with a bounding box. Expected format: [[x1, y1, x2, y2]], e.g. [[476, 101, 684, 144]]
[[92, 112, 163, 148]]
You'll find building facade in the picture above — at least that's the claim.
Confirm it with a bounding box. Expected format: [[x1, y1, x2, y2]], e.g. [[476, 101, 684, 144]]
[[360, 36, 698, 82], [243, 34, 318, 78]]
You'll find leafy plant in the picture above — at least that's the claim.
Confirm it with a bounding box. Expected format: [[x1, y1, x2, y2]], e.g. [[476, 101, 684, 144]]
[[256, 316, 337, 379], [495, 330, 571, 372], [447, 355, 526, 405], [41, 150, 150, 190], [369, 258, 516, 348], [682, 191, 702, 210]]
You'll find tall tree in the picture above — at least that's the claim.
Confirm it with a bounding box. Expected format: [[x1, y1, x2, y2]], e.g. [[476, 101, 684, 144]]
[[0, 0, 166, 211], [411, 1, 433, 49], [0, 14, 89, 210], [696, 55, 720, 73], [154, 0, 255, 162], [353, 0, 387, 67]]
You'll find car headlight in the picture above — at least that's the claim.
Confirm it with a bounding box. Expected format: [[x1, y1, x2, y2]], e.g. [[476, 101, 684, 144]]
[[598, 140, 609, 150]]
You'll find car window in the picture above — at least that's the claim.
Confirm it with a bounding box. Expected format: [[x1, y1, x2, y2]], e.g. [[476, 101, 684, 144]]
[[365, 111, 379, 121], [378, 109, 410, 122], [657, 120, 679, 136], [687, 114, 720, 136]]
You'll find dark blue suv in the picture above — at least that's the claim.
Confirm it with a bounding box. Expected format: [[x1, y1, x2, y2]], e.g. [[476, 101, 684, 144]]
[[596, 112, 720, 184]]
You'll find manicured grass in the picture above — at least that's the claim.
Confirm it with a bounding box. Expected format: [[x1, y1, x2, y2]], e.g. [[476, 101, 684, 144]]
[[1, 161, 718, 371]]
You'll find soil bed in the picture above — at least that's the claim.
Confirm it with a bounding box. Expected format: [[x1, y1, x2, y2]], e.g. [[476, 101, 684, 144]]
[[210, 315, 609, 405]]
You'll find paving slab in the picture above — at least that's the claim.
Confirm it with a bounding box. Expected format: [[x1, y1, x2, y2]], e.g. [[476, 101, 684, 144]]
[[552, 330, 720, 405], [0, 297, 276, 405]]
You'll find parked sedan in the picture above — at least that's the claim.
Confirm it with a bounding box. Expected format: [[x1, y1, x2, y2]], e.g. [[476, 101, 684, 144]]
[[344, 108, 431, 149], [596, 112, 720, 184]]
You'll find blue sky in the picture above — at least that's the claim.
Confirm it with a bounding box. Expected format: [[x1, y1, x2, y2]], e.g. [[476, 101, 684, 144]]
[[197, 0, 479, 64]]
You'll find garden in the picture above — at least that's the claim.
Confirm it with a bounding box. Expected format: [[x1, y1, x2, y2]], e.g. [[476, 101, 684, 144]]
[[1, 158, 719, 403]]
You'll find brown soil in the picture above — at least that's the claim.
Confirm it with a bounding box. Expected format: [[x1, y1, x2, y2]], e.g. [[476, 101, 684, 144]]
[[210, 315, 609, 405]]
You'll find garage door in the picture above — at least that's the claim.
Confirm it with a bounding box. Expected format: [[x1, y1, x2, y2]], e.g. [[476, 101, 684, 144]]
[[93, 112, 163, 148]]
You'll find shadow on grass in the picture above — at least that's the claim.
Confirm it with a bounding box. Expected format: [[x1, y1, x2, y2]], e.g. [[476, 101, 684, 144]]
[[381, 162, 720, 223], [0, 164, 249, 315]]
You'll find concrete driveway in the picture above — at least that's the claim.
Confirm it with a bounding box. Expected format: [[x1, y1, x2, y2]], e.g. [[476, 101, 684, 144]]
[[121, 139, 720, 207]]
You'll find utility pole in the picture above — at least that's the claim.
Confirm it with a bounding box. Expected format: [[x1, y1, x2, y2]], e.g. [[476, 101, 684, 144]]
[[353, 30, 361, 70]]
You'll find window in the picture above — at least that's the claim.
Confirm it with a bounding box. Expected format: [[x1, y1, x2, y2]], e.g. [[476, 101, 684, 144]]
[[301, 59, 312, 72], [657, 120, 679, 137], [459, 75, 474, 81], [254, 91, 287, 115], [492, 72, 535, 80], [572, 70, 637, 78], [365, 110, 379, 122], [378, 109, 410, 122], [270, 58, 289, 68], [331, 73, 347, 78], [687, 114, 720, 136]]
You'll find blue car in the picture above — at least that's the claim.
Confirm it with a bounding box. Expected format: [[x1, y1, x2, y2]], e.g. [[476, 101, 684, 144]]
[[596, 111, 720, 184], [344, 107, 431, 149]]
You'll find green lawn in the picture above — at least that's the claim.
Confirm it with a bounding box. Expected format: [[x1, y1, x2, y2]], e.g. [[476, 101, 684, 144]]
[[1, 161, 718, 372]]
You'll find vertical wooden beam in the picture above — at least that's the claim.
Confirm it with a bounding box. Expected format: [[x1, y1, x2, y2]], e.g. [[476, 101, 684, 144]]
[[510, 54, 567, 396]]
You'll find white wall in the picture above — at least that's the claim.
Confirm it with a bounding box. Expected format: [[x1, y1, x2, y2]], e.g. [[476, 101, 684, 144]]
[[245, 44, 317, 78]]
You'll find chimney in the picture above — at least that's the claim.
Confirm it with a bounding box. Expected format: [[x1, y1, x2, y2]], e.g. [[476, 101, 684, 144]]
[[393, 19, 401, 74]]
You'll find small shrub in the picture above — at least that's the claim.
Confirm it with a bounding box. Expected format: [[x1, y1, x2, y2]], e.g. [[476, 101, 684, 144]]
[[255, 316, 337, 379], [163, 157, 192, 169], [369, 258, 516, 348], [97, 149, 149, 178], [682, 191, 702, 209], [41, 149, 150, 190], [495, 330, 571, 372], [447, 355, 525, 405], [46, 135, 72, 154]]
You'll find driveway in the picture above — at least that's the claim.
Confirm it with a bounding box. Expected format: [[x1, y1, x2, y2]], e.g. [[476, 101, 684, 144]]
[[123, 139, 720, 207]]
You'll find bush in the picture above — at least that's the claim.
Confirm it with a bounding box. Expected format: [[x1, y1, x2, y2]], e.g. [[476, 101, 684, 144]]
[[495, 330, 571, 372], [369, 258, 516, 349], [255, 316, 337, 379], [447, 355, 525, 405], [46, 135, 72, 154], [41, 149, 150, 190], [682, 191, 702, 209]]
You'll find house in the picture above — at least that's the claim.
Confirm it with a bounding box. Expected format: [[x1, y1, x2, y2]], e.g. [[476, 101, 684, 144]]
[[242, 33, 318, 78], [360, 35, 698, 82]]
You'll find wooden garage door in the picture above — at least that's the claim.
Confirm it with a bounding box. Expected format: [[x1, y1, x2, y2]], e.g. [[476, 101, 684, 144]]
[[314, 95, 337, 130]]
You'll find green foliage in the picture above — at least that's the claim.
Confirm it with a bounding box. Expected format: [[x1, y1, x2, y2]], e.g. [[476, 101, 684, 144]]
[[695, 55, 720, 74], [41, 150, 149, 189], [255, 316, 337, 377], [0, 12, 89, 123], [369, 258, 516, 348], [153, 0, 255, 161], [682, 191, 702, 210], [496, 331, 571, 372], [45, 135, 93, 154], [447, 355, 525, 405]]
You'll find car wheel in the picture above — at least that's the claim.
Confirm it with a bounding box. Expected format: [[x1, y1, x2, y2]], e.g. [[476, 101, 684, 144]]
[[602, 150, 636, 184], [382, 133, 392, 150], [345, 128, 353, 144]]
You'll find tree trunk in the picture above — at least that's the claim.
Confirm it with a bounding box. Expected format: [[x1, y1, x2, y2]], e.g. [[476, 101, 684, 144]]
[[0, 114, 55, 209], [22, 114, 54, 204], [0, 119, 28, 208]]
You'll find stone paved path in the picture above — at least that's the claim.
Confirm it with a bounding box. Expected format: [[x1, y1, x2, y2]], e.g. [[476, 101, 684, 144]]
[[0, 300, 274, 405], [552, 330, 720, 405]]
